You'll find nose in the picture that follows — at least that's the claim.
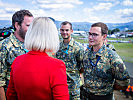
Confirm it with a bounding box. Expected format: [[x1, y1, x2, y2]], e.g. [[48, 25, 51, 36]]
[[64, 30, 67, 33], [61, 31, 67, 35]]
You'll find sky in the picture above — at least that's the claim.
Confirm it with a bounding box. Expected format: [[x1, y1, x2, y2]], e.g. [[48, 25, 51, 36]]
[[0, 0, 133, 23]]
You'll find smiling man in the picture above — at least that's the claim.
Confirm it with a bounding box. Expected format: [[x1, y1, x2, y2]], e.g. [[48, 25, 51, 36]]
[[82, 22, 130, 100], [56, 21, 84, 100]]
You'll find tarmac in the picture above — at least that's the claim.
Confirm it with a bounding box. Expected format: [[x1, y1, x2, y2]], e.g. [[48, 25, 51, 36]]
[[124, 62, 133, 78]]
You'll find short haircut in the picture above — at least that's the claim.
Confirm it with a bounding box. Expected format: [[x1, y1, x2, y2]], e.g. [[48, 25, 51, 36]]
[[61, 21, 72, 30], [24, 17, 59, 53], [12, 9, 33, 31], [91, 22, 108, 35]]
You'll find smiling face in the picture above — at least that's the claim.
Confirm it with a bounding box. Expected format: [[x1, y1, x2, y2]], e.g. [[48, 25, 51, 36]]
[[60, 23, 73, 40], [88, 27, 106, 48]]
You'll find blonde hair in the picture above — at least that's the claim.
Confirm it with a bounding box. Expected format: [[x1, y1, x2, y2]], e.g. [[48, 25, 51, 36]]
[[24, 17, 59, 52]]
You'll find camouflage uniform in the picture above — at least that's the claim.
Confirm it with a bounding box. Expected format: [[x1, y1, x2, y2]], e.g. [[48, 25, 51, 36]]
[[56, 38, 84, 100], [106, 44, 116, 51], [82, 44, 129, 99], [0, 37, 4, 41], [0, 33, 27, 91]]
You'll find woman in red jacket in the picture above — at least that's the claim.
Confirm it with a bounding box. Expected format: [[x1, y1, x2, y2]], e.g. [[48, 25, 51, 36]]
[[6, 17, 69, 100]]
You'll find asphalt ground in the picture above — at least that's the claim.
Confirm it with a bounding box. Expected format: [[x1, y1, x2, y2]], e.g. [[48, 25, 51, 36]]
[[124, 62, 133, 78]]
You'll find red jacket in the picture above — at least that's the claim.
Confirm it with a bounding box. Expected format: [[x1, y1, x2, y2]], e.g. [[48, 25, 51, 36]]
[[6, 51, 69, 100]]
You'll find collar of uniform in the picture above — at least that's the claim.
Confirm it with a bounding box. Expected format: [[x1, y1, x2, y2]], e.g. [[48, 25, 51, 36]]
[[69, 38, 74, 46], [95, 44, 106, 57], [10, 33, 24, 47], [90, 44, 106, 58], [60, 38, 74, 50]]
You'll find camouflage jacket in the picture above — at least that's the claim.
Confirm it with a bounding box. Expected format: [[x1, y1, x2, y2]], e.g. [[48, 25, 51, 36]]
[[83, 44, 129, 95], [0, 33, 27, 88], [106, 44, 116, 51], [56, 38, 84, 96]]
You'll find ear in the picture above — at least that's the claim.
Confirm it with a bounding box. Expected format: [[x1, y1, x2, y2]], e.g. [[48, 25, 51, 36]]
[[103, 34, 107, 41], [71, 29, 73, 33], [15, 22, 20, 30]]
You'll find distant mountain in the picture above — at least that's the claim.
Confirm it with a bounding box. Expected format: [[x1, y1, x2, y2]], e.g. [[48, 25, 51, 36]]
[[106, 21, 133, 31], [56, 21, 133, 31], [0, 20, 133, 31], [71, 22, 91, 31]]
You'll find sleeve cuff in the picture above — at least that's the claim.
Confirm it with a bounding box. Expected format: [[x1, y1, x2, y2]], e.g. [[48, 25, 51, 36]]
[[0, 81, 6, 87]]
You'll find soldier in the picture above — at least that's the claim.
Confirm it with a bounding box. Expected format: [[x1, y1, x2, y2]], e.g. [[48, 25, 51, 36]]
[[0, 10, 33, 100], [56, 21, 84, 100], [82, 22, 129, 100]]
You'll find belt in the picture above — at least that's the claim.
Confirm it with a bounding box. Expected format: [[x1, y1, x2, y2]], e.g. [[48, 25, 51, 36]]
[[81, 86, 95, 98], [81, 87, 113, 100]]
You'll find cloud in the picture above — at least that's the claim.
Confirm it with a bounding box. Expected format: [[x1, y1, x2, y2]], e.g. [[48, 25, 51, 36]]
[[116, 8, 133, 18], [30, 9, 47, 17], [0, 1, 20, 20], [84, 16, 101, 23], [0, 1, 20, 9], [93, 3, 113, 10], [0, 1, 20, 13], [97, 0, 116, 1], [97, 1, 120, 10], [122, 0, 133, 6], [0, 1, 21, 20], [56, 0, 83, 4], [5, 8, 20, 13], [83, 1, 118, 13], [39, 3, 74, 9], [34, 0, 83, 4], [83, 8, 93, 14], [29, 9, 66, 21], [33, 0, 83, 11], [82, 1, 133, 23], [0, 9, 12, 20], [83, 2, 115, 19], [0, 0, 133, 23]]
